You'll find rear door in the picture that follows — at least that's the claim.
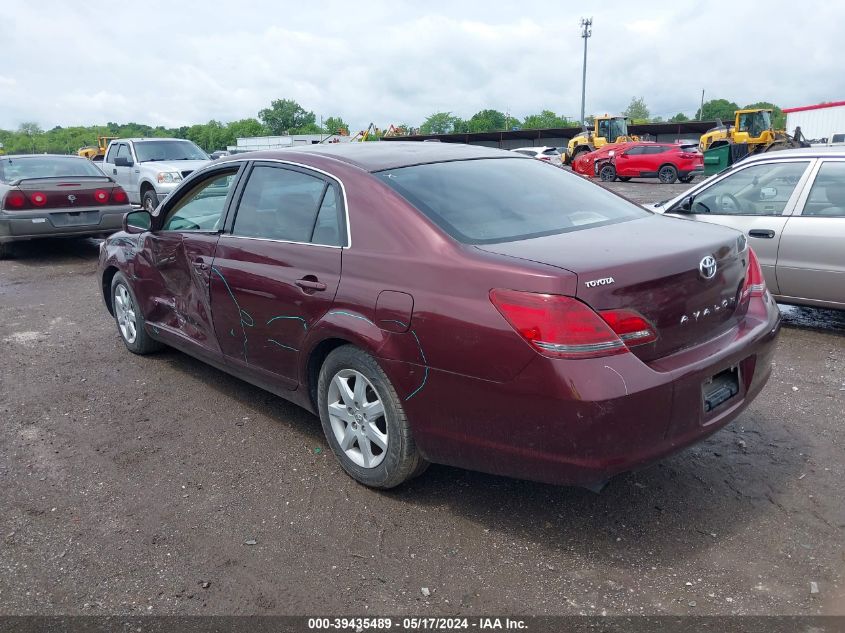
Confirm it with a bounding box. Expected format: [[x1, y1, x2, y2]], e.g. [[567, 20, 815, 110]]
[[210, 161, 346, 387], [666, 159, 815, 294], [776, 159, 845, 307], [134, 164, 244, 352]]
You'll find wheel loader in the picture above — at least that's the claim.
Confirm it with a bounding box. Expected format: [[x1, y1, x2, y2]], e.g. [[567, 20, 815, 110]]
[[78, 136, 117, 162], [563, 114, 639, 164], [698, 108, 808, 156]]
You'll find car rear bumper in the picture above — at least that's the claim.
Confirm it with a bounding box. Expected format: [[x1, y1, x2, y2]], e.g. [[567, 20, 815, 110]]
[[0, 206, 129, 242], [395, 296, 781, 487], [680, 166, 705, 177]]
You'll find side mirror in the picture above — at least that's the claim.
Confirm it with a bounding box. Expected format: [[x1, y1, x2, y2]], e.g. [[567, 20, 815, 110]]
[[673, 195, 694, 213], [123, 210, 151, 234], [114, 156, 134, 168]]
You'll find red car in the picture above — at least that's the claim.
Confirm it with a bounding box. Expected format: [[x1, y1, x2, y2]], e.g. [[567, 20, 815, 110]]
[[574, 142, 704, 184], [98, 143, 780, 489]]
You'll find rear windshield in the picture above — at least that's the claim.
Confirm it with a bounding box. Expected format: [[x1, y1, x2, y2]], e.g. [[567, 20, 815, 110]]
[[0, 156, 105, 183], [134, 140, 208, 162], [376, 157, 648, 244]]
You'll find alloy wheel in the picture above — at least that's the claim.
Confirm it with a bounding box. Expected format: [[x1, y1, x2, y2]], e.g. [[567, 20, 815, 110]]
[[114, 283, 138, 344], [327, 369, 388, 469]]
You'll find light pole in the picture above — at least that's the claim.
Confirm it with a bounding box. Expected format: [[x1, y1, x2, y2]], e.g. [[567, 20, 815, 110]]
[[579, 17, 592, 128]]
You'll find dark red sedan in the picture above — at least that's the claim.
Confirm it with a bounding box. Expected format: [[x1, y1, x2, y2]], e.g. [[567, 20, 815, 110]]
[[97, 143, 781, 489]]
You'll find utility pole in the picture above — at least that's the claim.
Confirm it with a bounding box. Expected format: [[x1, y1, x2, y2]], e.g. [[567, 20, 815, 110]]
[[579, 17, 592, 128], [700, 90, 705, 120]]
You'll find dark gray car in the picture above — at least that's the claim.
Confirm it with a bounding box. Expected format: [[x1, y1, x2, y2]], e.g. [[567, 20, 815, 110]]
[[0, 155, 131, 258]]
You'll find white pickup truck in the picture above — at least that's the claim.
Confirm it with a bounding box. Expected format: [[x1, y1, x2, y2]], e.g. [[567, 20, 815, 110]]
[[101, 138, 210, 212]]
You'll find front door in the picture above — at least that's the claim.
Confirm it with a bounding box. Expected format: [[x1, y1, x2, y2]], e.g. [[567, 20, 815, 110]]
[[776, 160, 845, 307], [134, 165, 243, 352], [669, 159, 814, 294], [210, 161, 346, 386], [112, 143, 134, 196]]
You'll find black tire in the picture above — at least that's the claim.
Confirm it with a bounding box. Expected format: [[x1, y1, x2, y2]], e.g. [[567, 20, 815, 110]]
[[570, 147, 588, 163], [618, 176, 632, 182], [679, 174, 696, 184], [110, 272, 163, 355], [142, 189, 159, 214], [318, 345, 428, 488], [599, 164, 616, 182], [0, 242, 10, 260], [658, 165, 678, 184]]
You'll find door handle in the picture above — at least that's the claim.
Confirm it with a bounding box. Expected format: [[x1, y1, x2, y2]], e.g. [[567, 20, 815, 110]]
[[113, 168, 117, 175], [296, 277, 327, 291], [748, 229, 775, 239]]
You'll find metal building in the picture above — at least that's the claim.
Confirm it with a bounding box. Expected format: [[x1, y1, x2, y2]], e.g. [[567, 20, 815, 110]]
[[783, 101, 845, 143]]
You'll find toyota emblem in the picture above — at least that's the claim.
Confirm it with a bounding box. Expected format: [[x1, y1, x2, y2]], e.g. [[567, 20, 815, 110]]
[[699, 255, 717, 279]]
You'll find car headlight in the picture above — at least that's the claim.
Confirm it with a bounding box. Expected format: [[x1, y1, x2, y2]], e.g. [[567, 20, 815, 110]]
[[156, 171, 182, 184]]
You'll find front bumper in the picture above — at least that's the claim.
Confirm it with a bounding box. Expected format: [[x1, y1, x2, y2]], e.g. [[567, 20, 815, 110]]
[[0, 206, 129, 243], [397, 296, 781, 487]]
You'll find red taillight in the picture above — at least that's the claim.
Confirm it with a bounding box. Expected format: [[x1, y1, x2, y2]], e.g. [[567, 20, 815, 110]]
[[3, 190, 27, 210], [94, 189, 110, 204], [679, 152, 697, 159], [490, 289, 627, 359], [111, 187, 128, 203], [741, 247, 766, 300], [598, 309, 658, 346], [30, 192, 47, 207]]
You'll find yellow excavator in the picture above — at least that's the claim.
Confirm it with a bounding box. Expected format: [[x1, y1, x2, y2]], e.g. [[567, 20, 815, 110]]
[[698, 108, 808, 154], [564, 114, 639, 164], [78, 136, 117, 162]]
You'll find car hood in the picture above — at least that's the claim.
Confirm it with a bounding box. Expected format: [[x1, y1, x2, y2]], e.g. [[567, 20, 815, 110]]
[[141, 159, 209, 172]]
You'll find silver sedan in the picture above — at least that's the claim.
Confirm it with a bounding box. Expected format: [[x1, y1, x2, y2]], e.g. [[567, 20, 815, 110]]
[[650, 147, 845, 311]]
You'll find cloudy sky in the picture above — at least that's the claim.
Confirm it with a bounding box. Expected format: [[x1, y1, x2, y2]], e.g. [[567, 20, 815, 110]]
[[2, 0, 843, 131]]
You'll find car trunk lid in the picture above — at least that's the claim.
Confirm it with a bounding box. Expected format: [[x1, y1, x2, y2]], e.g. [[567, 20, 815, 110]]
[[476, 215, 747, 361], [16, 176, 118, 209]]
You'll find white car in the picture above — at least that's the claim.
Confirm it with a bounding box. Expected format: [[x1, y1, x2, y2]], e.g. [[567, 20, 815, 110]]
[[511, 146, 563, 167], [650, 147, 845, 311]]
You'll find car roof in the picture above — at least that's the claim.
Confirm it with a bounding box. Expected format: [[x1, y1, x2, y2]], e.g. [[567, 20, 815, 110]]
[[221, 141, 524, 172], [741, 146, 845, 162], [110, 137, 189, 143], [2, 154, 89, 159]]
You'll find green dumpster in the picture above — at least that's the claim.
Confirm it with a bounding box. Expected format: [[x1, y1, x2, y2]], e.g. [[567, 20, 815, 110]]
[[703, 144, 730, 176]]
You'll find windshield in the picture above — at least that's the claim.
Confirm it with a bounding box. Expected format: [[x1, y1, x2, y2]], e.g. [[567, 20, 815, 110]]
[[0, 156, 105, 182], [608, 117, 628, 141], [134, 140, 208, 162], [738, 111, 772, 136], [376, 158, 649, 244]]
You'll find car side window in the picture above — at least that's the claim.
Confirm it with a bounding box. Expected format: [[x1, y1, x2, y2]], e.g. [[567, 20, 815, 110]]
[[625, 147, 645, 155], [161, 170, 238, 231], [311, 185, 345, 246], [646, 146, 667, 154], [801, 162, 845, 217], [690, 161, 810, 216], [104, 144, 117, 164], [232, 166, 327, 243], [116, 144, 131, 162]]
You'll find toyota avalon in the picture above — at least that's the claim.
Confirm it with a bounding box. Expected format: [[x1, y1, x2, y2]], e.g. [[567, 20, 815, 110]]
[[97, 142, 781, 489]]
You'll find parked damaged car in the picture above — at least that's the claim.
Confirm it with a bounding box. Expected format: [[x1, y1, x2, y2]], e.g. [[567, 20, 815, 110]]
[[573, 141, 703, 184], [98, 143, 781, 489]]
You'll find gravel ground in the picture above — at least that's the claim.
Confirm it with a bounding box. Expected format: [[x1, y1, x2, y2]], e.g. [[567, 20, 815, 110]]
[[1, 178, 843, 616]]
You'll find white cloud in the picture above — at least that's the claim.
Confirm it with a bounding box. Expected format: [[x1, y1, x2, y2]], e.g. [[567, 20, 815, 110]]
[[1, 0, 843, 131]]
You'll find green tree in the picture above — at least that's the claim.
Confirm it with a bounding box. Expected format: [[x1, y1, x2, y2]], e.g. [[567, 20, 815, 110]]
[[466, 109, 507, 132], [185, 120, 233, 152], [743, 102, 786, 129], [323, 116, 349, 135], [695, 99, 739, 122], [623, 97, 650, 123], [419, 112, 462, 135], [522, 110, 572, 129], [258, 99, 317, 135], [668, 112, 690, 123]]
